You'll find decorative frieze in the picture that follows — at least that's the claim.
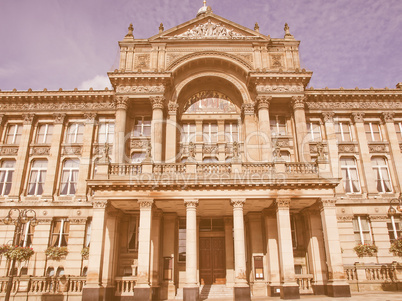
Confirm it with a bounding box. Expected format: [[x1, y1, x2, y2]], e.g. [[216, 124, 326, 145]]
[[292, 96, 305, 110], [382, 112, 395, 123], [131, 139, 150, 149], [0, 146, 19, 156], [368, 215, 388, 222], [62, 145, 83, 156], [150, 96, 165, 110], [256, 85, 303, 93], [338, 143, 357, 153], [30, 146, 50, 156], [270, 54, 283, 68], [352, 112, 365, 123], [69, 218, 88, 224], [274, 138, 290, 148], [0, 101, 115, 112], [116, 85, 165, 94], [115, 96, 128, 110], [53, 113, 66, 124], [242, 103, 255, 115], [134, 54, 150, 69], [337, 215, 353, 222], [306, 102, 402, 110], [203, 144, 218, 154], [37, 218, 53, 224], [368, 143, 388, 153], [231, 198, 246, 208]]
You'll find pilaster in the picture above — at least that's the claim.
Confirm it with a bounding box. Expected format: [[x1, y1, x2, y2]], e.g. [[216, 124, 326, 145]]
[[242, 102, 259, 162], [165, 101, 178, 163], [257, 96, 272, 161], [150, 96, 165, 162], [115, 96, 128, 164]]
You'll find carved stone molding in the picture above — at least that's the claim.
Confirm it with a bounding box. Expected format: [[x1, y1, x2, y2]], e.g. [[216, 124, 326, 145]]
[[22, 113, 35, 125], [0, 114, 4, 125], [256, 96, 271, 110], [231, 198, 246, 208], [115, 96, 128, 110], [242, 103, 255, 115], [69, 218, 88, 224], [53, 113, 66, 124], [256, 85, 304, 93], [306, 102, 402, 110], [338, 144, 357, 153], [320, 199, 336, 208], [351, 112, 365, 123], [276, 198, 290, 209], [31, 146, 50, 156], [337, 215, 353, 222], [116, 85, 165, 94], [92, 200, 108, 209], [150, 96, 165, 110], [0, 146, 19, 156], [93, 144, 112, 156], [184, 199, 199, 208], [274, 138, 290, 147], [37, 218, 53, 224], [168, 101, 179, 115], [62, 145, 83, 156], [291, 96, 305, 110], [138, 199, 154, 208], [134, 54, 150, 69], [322, 112, 335, 123], [203, 144, 218, 154], [84, 113, 97, 123], [382, 112, 395, 123], [368, 143, 388, 153], [0, 101, 115, 112], [369, 215, 389, 222], [131, 139, 150, 149]]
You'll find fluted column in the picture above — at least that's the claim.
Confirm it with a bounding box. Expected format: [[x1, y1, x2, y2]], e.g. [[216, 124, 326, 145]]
[[184, 199, 199, 301], [322, 112, 339, 187], [150, 96, 164, 162], [231, 198, 251, 300], [242, 102, 259, 162], [257, 96, 272, 161], [382, 112, 402, 191], [319, 199, 351, 297], [165, 101, 178, 163], [275, 198, 299, 299], [134, 198, 154, 301], [115, 96, 128, 163], [82, 200, 108, 301], [8, 113, 35, 200], [292, 96, 310, 161]]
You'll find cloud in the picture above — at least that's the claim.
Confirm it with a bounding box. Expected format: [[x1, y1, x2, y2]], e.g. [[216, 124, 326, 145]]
[[79, 75, 112, 90]]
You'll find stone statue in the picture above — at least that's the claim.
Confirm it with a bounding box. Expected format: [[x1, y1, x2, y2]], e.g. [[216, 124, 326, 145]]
[[232, 141, 239, 158], [188, 142, 196, 159]]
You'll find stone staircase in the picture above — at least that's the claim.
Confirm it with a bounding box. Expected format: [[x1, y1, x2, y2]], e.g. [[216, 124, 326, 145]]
[[175, 285, 233, 300]]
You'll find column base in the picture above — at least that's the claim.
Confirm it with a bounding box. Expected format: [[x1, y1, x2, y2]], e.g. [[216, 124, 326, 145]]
[[312, 284, 326, 295], [268, 285, 281, 297], [326, 283, 351, 297], [134, 287, 152, 301], [183, 287, 199, 301], [233, 286, 251, 301], [82, 287, 104, 301], [280, 285, 300, 299]]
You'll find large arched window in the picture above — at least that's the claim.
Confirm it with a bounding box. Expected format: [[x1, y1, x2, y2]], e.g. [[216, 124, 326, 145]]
[[340, 157, 361, 193], [27, 159, 48, 195], [0, 160, 15, 195], [371, 157, 392, 193], [60, 159, 80, 195]]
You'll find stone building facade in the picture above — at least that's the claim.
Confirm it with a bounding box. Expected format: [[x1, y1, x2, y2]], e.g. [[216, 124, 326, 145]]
[[0, 4, 402, 301]]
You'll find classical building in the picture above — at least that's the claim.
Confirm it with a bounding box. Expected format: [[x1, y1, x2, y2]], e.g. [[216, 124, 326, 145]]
[[0, 3, 402, 301]]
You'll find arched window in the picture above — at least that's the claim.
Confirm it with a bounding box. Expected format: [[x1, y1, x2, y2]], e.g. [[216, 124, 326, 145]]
[[60, 159, 79, 195], [371, 157, 392, 193], [340, 157, 361, 193], [27, 159, 47, 195], [46, 267, 55, 277], [0, 160, 15, 195], [56, 267, 65, 277]]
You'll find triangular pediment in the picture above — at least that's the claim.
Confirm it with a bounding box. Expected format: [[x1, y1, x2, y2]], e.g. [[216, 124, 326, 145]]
[[150, 13, 268, 41]]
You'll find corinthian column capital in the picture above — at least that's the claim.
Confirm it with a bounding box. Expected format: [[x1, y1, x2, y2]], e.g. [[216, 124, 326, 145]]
[[256, 96, 272, 110], [115, 96, 129, 110], [150, 96, 165, 110], [291, 96, 305, 110]]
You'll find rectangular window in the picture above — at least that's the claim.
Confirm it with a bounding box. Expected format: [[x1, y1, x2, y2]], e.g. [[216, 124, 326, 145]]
[[340, 157, 361, 193], [66, 123, 84, 144], [133, 116, 151, 137], [128, 217, 138, 250], [371, 157, 392, 193], [20, 221, 34, 247], [365, 122, 382, 142], [163, 257, 173, 280], [50, 218, 70, 247], [178, 218, 186, 262], [353, 216, 372, 244], [0, 160, 15, 196], [5, 124, 22, 144], [182, 123, 196, 143], [27, 160, 47, 196], [60, 159, 79, 195], [224, 122, 239, 142], [270, 115, 286, 136], [395, 122, 402, 142], [336, 122, 352, 142], [98, 121, 115, 144], [307, 122, 321, 141], [202, 122, 218, 143], [254, 256, 264, 280], [387, 216, 402, 242], [36, 124, 53, 144]]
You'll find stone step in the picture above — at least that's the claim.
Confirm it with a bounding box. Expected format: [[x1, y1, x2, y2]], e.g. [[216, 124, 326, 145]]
[[175, 285, 233, 300]]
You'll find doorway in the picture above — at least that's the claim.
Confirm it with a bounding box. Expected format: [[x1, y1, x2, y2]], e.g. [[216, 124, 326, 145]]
[[199, 236, 226, 284]]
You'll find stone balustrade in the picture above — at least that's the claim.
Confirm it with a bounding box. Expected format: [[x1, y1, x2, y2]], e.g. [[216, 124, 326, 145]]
[[115, 276, 137, 296], [295, 274, 314, 294], [285, 162, 318, 174]]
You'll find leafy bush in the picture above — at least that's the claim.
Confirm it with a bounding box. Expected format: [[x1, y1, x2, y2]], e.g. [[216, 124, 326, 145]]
[[390, 237, 402, 257], [81, 247, 89, 259], [45, 246, 68, 260], [1, 245, 34, 261], [354, 243, 378, 257]]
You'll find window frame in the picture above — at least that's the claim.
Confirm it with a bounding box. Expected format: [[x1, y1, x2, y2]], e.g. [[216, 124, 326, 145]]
[[127, 216, 139, 251], [133, 116, 151, 137], [270, 115, 287, 136], [0, 160, 15, 196], [365, 122, 382, 142], [395, 122, 402, 142], [202, 122, 218, 143], [178, 218, 186, 262], [307, 122, 321, 141], [388, 216, 401, 242], [59, 159, 80, 196], [371, 157, 393, 193], [65, 123, 84, 144], [98, 120, 115, 144], [5, 123, 22, 144], [224, 121, 239, 143], [353, 216, 373, 244], [181, 122, 196, 143], [36, 123, 54, 144], [50, 218, 70, 247], [27, 159, 48, 196], [340, 157, 361, 194], [20, 220, 34, 247], [336, 122, 353, 142]]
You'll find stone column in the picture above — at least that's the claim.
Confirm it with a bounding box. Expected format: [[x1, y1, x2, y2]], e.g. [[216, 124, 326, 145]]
[[165, 101, 178, 163], [224, 217, 235, 287], [115, 96, 128, 163], [319, 199, 351, 297], [8, 113, 35, 200], [150, 210, 162, 297], [352, 112, 376, 194], [263, 209, 281, 296], [42, 113, 66, 200], [76, 113, 97, 199], [231, 198, 251, 300], [242, 102, 260, 162], [275, 198, 299, 299], [382, 112, 402, 191], [292, 96, 311, 162], [257, 96, 272, 161], [184, 199, 199, 301], [150, 96, 165, 163], [304, 210, 327, 295], [134, 199, 154, 301], [82, 200, 108, 301], [161, 213, 177, 300], [322, 112, 340, 185]]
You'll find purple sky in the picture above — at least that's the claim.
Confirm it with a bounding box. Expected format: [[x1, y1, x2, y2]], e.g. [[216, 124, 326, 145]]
[[0, 0, 401, 91]]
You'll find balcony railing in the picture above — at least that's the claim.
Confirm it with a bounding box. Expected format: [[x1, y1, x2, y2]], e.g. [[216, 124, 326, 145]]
[[295, 274, 314, 294], [115, 276, 137, 296], [285, 162, 318, 174]]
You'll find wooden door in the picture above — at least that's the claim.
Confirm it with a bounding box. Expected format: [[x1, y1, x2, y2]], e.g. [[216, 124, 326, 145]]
[[199, 237, 226, 284]]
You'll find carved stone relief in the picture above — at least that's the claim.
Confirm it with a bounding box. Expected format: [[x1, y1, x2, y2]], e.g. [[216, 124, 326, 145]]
[[116, 85, 165, 94], [256, 85, 304, 93], [0, 146, 19, 156], [134, 54, 150, 69]]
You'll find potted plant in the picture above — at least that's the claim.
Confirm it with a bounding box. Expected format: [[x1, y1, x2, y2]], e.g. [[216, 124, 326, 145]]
[[45, 246, 68, 260], [354, 243, 378, 257], [81, 247, 89, 259], [389, 237, 402, 257], [3, 245, 35, 261]]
